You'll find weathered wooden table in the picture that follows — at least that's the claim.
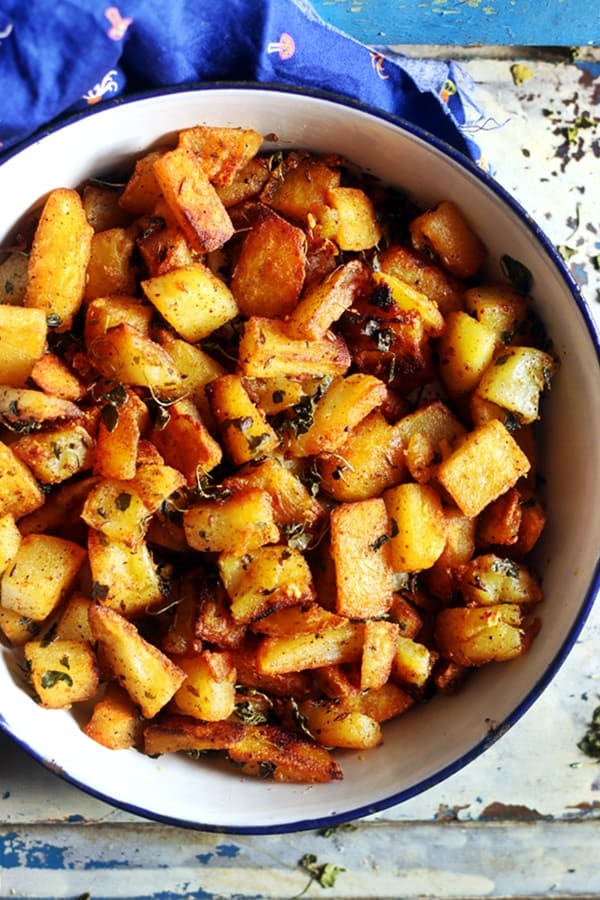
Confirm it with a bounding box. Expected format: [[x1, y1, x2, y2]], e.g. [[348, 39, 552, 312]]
[[2, 5, 600, 898]]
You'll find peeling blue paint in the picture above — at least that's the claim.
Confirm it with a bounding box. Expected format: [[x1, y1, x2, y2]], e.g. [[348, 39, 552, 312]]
[[216, 843, 242, 858]]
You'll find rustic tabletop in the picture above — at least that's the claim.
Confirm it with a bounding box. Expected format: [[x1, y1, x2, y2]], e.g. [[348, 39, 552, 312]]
[[2, 4, 600, 899]]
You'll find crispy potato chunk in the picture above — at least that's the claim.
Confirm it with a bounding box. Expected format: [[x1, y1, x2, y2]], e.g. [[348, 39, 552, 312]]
[[172, 650, 236, 721], [299, 700, 382, 750], [208, 374, 279, 465], [84, 227, 137, 300], [457, 553, 543, 606], [12, 424, 94, 484], [238, 316, 351, 378], [437, 419, 531, 518], [384, 482, 446, 573], [184, 488, 279, 554], [409, 200, 486, 279], [143, 714, 246, 756], [1, 534, 85, 621], [83, 683, 143, 750], [434, 603, 529, 666], [257, 621, 364, 675], [25, 639, 99, 709], [87, 530, 164, 618], [0, 305, 47, 386], [178, 125, 263, 185], [24, 188, 93, 331], [437, 310, 497, 395], [286, 259, 369, 340], [476, 346, 557, 424], [89, 604, 186, 718]]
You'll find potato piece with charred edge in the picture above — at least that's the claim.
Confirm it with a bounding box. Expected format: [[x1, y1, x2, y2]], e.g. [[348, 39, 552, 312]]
[[0, 386, 81, 427], [286, 259, 370, 340], [338, 681, 415, 722], [464, 284, 528, 347], [330, 498, 394, 619], [230, 208, 306, 318], [265, 154, 341, 222], [184, 487, 279, 554], [219, 543, 315, 625], [0, 606, 41, 646], [24, 188, 93, 331], [88, 323, 183, 400], [327, 186, 382, 251], [226, 724, 343, 783], [24, 639, 99, 709], [1, 534, 86, 621], [141, 262, 239, 343], [216, 156, 271, 208], [0, 514, 21, 577], [143, 714, 247, 756], [0, 305, 47, 386], [409, 200, 486, 279], [84, 296, 154, 349], [153, 147, 234, 252], [371, 270, 445, 337], [378, 243, 465, 316], [156, 330, 225, 428], [83, 683, 143, 750], [30, 352, 86, 402], [82, 182, 132, 232], [89, 604, 186, 718], [238, 316, 351, 379], [56, 594, 95, 643], [119, 149, 166, 216], [437, 419, 531, 518], [250, 602, 344, 637], [93, 388, 149, 482], [434, 603, 531, 666]]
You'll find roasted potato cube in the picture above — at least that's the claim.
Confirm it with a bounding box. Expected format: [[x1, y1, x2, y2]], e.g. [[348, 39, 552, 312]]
[[184, 488, 279, 554], [87, 530, 164, 618], [141, 262, 239, 342], [384, 482, 446, 573], [178, 125, 263, 185], [119, 149, 165, 216], [12, 423, 94, 484], [457, 553, 543, 606], [1, 534, 85, 621], [30, 352, 86, 402], [372, 270, 445, 336], [392, 635, 437, 689], [250, 602, 344, 637], [131, 463, 185, 513], [298, 700, 382, 750], [208, 374, 279, 465], [216, 156, 271, 207], [24, 188, 93, 331], [361, 619, 400, 691], [434, 603, 528, 666], [172, 650, 236, 721], [0, 305, 47, 386], [409, 200, 486, 279], [83, 683, 143, 750], [0, 385, 81, 428], [266, 155, 341, 222], [286, 373, 387, 457], [378, 243, 465, 316], [476, 488, 523, 547], [464, 284, 528, 346], [84, 227, 137, 300], [330, 498, 394, 618], [257, 620, 364, 674], [218, 543, 315, 625], [226, 724, 343, 783], [318, 410, 405, 502], [437, 419, 531, 518], [0, 605, 41, 646], [18, 475, 96, 539], [476, 346, 557, 424], [81, 479, 152, 548], [88, 323, 182, 400], [238, 316, 351, 378], [84, 295, 153, 349], [0, 514, 21, 576], [156, 330, 225, 426], [437, 310, 497, 395], [56, 594, 95, 642], [150, 397, 223, 485], [286, 259, 369, 340], [0, 251, 29, 305], [327, 186, 382, 251], [222, 456, 323, 530], [89, 604, 186, 718], [93, 388, 149, 481], [24, 639, 99, 709], [153, 146, 234, 252], [230, 209, 306, 318], [338, 681, 414, 722], [0, 441, 45, 520], [82, 182, 132, 231]]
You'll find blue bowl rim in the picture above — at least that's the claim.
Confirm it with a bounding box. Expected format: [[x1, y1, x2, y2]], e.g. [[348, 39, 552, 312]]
[[1, 80, 599, 835]]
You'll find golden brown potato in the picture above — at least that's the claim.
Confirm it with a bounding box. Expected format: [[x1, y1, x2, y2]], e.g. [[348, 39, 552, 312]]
[[25, 639, 99, 709], [409, 200, 486, 279], [0, 305, 47, 386]]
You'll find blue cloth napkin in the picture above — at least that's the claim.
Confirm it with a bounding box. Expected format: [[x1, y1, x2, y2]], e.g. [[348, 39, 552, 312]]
[[0, 0, 486, 164]]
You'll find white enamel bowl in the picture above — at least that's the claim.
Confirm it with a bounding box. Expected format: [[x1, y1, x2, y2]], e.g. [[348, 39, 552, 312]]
[[1, 85, 599, 833]]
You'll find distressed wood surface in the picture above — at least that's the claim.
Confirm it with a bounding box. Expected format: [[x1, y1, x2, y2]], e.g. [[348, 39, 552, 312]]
[[312, 0, 600, 47], [1, 48, 599, 900]]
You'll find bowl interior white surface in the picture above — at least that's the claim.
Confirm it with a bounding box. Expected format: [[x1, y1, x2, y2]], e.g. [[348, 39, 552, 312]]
[[1, 86, 599, 833]]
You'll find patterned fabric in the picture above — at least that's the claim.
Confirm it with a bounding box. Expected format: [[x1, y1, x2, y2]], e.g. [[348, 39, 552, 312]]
[[0, 0, 488, 163]]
